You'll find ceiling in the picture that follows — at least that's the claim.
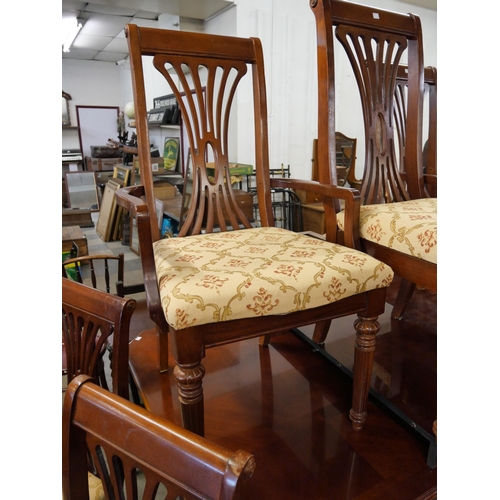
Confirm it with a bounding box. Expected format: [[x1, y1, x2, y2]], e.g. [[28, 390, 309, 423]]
[[62, 0, 436, 63], [62, 0, 236, 62]]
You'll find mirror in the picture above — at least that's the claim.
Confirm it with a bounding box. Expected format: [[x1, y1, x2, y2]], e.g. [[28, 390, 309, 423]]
[[63, 91, 71, 127], [65, 171, 100, 211]]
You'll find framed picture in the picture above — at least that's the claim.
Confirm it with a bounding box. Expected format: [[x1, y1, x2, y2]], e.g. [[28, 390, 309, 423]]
[[113, 165, 131, 186], [96, 180, 120, 241], [65, 171, 100, 212], [163, 137, 179, 171]]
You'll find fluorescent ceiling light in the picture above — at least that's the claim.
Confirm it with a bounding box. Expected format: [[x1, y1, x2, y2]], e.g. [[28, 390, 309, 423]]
[[62, 18, 83, 53]]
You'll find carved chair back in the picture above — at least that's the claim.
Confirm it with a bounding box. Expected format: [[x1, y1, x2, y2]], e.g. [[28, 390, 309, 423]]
[[311, 0, 426, 205], [62, 278, 136, 398], [126, 25, 275, 240], [394, 65, 437, 196]]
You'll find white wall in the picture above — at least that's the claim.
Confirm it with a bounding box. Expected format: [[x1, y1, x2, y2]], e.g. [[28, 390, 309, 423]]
[[62, 59, 122, 150], [63, 0, 436, 180], [211, 0, 437, 179]]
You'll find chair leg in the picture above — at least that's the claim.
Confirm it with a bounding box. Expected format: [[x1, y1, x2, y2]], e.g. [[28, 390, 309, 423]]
[[157, 326, 169, 373], [349, 314, 380, 431], [391, 279, 416, 320], [173, 362, 206, 436], [259, 334, 272, 347], [312, 320, 332, 344]]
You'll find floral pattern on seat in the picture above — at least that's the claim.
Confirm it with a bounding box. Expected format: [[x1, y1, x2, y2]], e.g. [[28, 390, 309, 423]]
[[153, 227, 393, 330], [337, 198, 437, 264]]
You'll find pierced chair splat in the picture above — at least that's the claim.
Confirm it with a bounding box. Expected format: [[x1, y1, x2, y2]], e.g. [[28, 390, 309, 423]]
[[62, 278, 136, 399], [115, 24, 394, 436], [311, 0, 437, 321]]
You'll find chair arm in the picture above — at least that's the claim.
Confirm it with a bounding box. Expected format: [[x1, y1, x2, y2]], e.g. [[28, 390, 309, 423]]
[[269, 177, 361, 249], [114, 185, 148, 217], [115, 187, 169, 333], [424, 174, 437, 186]]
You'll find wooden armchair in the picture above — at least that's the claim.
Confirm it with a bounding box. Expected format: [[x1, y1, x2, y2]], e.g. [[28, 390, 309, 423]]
[[62, 278, 136, 398], [62, 375, 255, 500], [115, 24, 394, 436], [311, 0, 437, 321]]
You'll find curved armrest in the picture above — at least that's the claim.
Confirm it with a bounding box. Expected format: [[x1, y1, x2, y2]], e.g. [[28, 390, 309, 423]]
[[269, 177, 361, 249], [115, 186, 169, 333], [423, 174, 437, 186]]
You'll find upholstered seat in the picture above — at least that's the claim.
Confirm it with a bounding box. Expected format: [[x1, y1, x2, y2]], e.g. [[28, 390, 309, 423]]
[[154, 227, 393, 329], [337, 198, 437, 265]]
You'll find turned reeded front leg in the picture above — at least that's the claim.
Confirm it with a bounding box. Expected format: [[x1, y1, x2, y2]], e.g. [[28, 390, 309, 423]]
[[173, 362, 206, 436], [349, 314, 380, 431]]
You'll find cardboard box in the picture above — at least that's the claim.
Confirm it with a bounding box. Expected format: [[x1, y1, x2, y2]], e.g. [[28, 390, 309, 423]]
[[153, 181, 178, 200], [86, 156, 122, 171], [301, 202, 326, 234], [132, 156, 183, 185]]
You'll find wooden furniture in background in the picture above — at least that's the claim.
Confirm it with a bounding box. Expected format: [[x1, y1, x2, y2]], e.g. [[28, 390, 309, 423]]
[[62, 226, 88, 257], [115, 24, 393, 437], [311, 0, 437, 321], [62, 278, 136, 398], [62, 253, 144, 297], [303, 134, 359, 234], [62, 209, 94, 228], [336, 131, 360, 190], [62, 375, 256, 500]]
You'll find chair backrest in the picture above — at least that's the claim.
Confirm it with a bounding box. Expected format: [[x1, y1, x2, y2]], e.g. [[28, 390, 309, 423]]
[[311, 0, 426, 204], [62, 278, 136, 398], [62, 253, 125, 295], [125, 24, 274, 240], [62, 375, 256, 500], [394, 65, 437, 187], [62, 253, 144, 297]]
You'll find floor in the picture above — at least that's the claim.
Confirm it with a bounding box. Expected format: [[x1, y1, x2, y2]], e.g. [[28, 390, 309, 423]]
[[74, 212, 438, 499]]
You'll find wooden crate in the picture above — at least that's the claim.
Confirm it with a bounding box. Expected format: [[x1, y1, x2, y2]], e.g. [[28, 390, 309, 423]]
[[62, 225, 88, 257], [62, 209, 94, 228]]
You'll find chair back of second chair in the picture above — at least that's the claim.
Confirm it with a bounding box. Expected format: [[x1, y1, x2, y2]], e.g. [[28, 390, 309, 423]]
[[311, 0, 426, 204]]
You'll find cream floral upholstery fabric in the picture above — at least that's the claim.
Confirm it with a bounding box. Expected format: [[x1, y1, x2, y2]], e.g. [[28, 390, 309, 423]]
[[154, 227, 393, 330], [337, 198, 437, 264], [87, 473, 105, 500], [62, 473, 104, 500]]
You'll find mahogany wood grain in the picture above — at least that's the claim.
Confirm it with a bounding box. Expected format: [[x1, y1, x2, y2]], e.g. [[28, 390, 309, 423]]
[[62, 278, 136, 398], [126, 314, 437, 499], [62, 375, 255, 500]]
